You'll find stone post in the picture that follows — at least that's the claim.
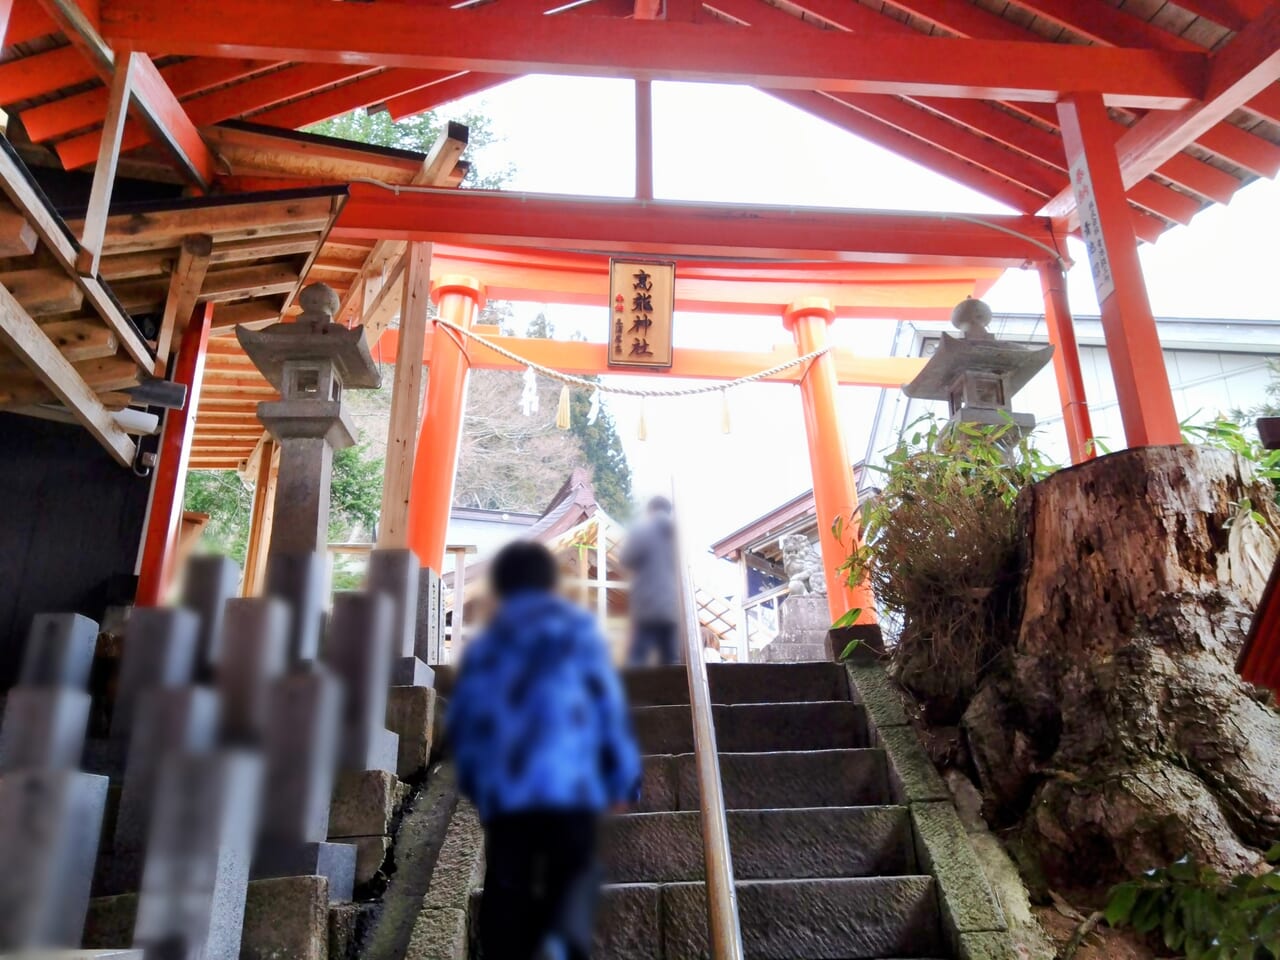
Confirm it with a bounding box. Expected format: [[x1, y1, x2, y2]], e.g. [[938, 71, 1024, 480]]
[[110, 607, 200, 741], [0, 614, 109, 950], [324, 592, 398, 773], [369, 548, 433, 687], [180, 554, 240, 678], [252, 668, 355, 901], [216, 598, 289, 745], [132, 751, 263, 960]]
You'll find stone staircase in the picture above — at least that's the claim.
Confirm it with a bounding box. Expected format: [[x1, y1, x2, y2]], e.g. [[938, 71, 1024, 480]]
[[579, 662, 945, 959], [411, 661, 1014, 960]]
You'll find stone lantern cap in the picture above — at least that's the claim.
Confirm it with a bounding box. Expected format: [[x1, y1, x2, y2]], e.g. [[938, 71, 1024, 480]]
[[235, 284, 381, 392], [902, 297, 1053, 403], [236, 322, 381, 392]]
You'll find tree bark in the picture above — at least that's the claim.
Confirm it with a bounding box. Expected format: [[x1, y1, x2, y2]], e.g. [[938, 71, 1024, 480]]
[[963, 445, 1280, 889]]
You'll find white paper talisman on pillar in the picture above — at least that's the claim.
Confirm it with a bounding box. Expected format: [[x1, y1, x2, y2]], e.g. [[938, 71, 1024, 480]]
[[608, 259, 675, 369], [1068, 156, 1116, 303]]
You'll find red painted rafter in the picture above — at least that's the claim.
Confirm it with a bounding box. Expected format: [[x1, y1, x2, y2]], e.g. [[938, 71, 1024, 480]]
[[35, 0, 215, 186], [879, 0, 1279, 192], [55, 63, 377, 169], [698, 0, 1066, 205], [4, 0, 57, 45], [704, 0, 1196, 230], [22, 56, 275, 141], [248, 69, 457, 129], [385, 72, 512, 121], [1112, 4, 1280, 194], [1172, 0, 1272, 34], [0, 45, 97, 106], [99, 0, 1207, 108], [766, 90, 1048, 215], [1000, 0, 1280, 129], [249, 0, 636, 129], [906, 98, 1203, 225], [773, 0, 1237, 210]]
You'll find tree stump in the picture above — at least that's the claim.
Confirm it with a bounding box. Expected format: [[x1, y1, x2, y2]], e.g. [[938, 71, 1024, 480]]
[[963, 445, 1280, 889]]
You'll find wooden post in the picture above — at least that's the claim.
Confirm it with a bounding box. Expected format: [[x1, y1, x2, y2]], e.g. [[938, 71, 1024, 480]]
[[1057, 92, 1180, 449], [136, 302, 213, 605], [783, 297, 875, 625], [446, 544, 476, 651], [378, 241, 431, 548], [241, 437, 278, 596], [596, 518, 608, 626], [635, 80, 654, 201], [154, 234, 213, 375], [406, 275, 484, 570], [77, 49, 135, 277], [736, 554, 750, 664], [1038, 259, 1096, 464]]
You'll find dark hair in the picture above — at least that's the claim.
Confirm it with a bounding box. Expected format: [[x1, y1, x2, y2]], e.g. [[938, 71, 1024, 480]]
[[648, 495, 673, 513], [489, 540, 559, 598]]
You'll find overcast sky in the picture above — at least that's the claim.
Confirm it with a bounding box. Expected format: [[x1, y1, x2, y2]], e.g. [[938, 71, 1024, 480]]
[[438, 76, 1280, 578]]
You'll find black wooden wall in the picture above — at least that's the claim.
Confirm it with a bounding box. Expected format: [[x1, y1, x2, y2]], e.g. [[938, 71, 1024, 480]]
[[0, 413, 151, 688]]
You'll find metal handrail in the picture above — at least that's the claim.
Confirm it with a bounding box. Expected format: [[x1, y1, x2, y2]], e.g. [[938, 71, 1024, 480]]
[[671, 486, 745, 960]]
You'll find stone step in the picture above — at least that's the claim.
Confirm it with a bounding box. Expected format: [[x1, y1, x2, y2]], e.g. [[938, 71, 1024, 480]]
[[639, 749, 893, 813], [624, 663, 850, 707], [603, 806, 917, 882], [633, 701, 869, 755], [473, 876, 944, 959]]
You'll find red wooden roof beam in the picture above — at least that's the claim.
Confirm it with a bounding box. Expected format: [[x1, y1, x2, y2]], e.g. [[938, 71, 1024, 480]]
[[100, 0, 1206, 108], [333, 185, 1070, 267]]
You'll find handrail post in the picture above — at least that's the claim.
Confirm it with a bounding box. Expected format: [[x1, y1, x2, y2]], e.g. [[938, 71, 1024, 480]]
[[672, 485, 745, 960]]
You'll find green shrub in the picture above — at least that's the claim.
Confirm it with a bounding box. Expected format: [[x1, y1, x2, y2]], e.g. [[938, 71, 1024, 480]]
[[1105, 848, 1280, 959], [835, 415, 1058, 718]]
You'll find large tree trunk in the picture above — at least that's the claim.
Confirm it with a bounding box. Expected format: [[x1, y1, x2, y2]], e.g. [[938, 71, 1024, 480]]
[[963, 446, 1280, 891]]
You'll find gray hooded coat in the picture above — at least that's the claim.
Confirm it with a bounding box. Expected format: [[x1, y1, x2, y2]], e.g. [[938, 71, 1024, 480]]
[[621, 510, 679, 626]]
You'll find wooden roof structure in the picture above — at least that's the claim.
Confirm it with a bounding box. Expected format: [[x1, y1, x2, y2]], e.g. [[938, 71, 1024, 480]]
[[2, 0, 1277, 243], [0, 0, 1277, 471]]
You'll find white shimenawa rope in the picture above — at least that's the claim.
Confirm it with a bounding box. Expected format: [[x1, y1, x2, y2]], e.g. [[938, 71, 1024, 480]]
[[434, 318, 832, 398]]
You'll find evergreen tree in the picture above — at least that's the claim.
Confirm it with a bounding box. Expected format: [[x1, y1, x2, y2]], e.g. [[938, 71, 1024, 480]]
[[524, 313, 634, 520], [569, 388, 634, 521]]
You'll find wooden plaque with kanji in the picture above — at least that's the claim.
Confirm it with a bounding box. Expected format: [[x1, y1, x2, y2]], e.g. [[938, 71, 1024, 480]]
[[608, 259, 675, 369]]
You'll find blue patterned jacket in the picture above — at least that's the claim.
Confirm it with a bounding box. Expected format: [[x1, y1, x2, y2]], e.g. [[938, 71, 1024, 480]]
[[446, 591, 643, 822]]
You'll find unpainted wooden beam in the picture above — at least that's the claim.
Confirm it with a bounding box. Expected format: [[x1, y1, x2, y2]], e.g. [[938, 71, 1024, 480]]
[[40, 319, 118, 361], [336, 122, 469, 326], [154, 234, 213, 375], [0, 146, 152, 367], [377, 241, 431, 549], [0, 280, 135, 464], [0, 203, 37, 257], [0, 268, 85, 316], [77, 48, 136, 277], [200, 263, 301, 302]]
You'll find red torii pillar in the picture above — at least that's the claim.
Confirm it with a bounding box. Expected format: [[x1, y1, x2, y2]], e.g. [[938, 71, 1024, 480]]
[[783, 297, 876, 627], [1038, 259, 1096, 464], [407, 275, 484, 571], [1057, 92, 1180, 448]]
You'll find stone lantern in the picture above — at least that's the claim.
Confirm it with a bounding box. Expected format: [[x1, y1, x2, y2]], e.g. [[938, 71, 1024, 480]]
[[237, 283, 381, 660], [903, 297, 1053, 436]]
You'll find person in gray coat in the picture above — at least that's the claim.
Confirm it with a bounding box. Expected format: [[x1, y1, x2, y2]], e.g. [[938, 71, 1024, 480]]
[[621, 496, 681, 666]]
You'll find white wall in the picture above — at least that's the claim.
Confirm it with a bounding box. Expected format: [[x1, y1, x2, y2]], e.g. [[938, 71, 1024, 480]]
[[867, 315, 1280, 468]]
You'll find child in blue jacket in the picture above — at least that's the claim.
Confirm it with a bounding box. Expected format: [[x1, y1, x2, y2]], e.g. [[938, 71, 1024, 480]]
[[447, 540, 642, 960]]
